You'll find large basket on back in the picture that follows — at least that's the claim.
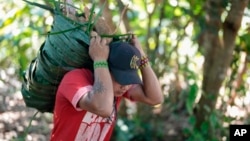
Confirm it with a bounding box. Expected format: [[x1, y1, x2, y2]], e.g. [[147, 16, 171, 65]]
[[21, 14, 93, 113]]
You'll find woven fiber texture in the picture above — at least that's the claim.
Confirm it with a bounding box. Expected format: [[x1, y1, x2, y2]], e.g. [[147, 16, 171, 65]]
[[21, 14, 93, 113]]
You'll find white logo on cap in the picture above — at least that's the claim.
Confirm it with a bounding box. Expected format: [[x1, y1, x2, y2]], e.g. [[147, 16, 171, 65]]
[[130, 55, 139, 69]]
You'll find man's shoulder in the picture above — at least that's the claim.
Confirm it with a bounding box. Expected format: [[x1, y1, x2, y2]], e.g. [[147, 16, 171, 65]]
[[67, 68, 92, 76], [62, 68, 93, 82]]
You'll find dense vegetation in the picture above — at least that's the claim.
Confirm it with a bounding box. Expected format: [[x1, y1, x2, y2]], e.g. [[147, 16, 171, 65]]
[[1, 0, 250, 141]]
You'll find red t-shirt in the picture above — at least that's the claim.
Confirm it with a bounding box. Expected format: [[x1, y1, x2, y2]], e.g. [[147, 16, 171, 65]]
[[50, 68, 127, 141]]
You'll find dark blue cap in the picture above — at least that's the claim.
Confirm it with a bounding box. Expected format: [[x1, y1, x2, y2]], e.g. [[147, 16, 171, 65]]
[[108, 41, 142, 85]]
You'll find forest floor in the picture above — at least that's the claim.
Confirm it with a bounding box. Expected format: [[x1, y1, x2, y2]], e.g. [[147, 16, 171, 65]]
[[0, 90, 53, 141]]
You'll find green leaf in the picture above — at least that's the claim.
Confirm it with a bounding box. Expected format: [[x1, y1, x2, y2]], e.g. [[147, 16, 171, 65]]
[[23, 0, 54, 13], [186, 83, 198, 115], [188, 115, 196, 126], [86, 3, 96, 35], [46, 24, 84, 35]]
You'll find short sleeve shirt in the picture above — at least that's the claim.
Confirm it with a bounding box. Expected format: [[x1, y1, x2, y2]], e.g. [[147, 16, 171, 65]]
[[50, 68, 124, 141]]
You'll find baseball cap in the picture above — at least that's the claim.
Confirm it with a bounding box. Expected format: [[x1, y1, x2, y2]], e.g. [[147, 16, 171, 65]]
[[108, 41, 142, 85]]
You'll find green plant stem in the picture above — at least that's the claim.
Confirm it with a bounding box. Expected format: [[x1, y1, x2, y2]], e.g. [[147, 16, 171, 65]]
[[23, 110, 39, 140]]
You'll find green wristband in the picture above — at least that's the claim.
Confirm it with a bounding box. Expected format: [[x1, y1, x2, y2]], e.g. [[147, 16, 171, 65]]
[[93, 61, 108, 69]]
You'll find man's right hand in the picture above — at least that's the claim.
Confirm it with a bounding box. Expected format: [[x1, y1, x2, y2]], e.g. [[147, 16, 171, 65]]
[[88, 31, 109, 61]]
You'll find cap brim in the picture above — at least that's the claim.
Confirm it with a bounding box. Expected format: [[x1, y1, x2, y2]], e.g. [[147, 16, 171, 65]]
[[110, 68, 142, 85]]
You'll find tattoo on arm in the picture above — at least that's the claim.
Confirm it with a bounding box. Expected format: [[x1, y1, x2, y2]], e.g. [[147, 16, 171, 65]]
[[92, 77, 106, 94]]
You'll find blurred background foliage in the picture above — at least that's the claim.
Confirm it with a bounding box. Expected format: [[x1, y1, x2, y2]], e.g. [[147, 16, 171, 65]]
[[0, 0, 250, 141]]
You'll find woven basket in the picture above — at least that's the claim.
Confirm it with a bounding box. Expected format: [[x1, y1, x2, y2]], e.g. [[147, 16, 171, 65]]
[[21, 14, 93, 113]]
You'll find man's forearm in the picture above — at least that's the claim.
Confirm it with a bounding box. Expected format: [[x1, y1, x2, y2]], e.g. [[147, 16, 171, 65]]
[[92, 68, 114, 110], [140, 66, 163, 105], [79, 68, 114, 117]]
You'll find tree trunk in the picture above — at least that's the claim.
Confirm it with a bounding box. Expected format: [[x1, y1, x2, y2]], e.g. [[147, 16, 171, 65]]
[[195, 0, 249, 128]]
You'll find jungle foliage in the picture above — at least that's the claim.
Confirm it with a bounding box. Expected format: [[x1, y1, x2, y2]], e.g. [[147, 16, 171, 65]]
[[1, 0, 250, 141]]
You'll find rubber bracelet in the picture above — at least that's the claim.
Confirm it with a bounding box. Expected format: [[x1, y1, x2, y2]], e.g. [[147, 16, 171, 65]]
[[93, 61, 108, 69]]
